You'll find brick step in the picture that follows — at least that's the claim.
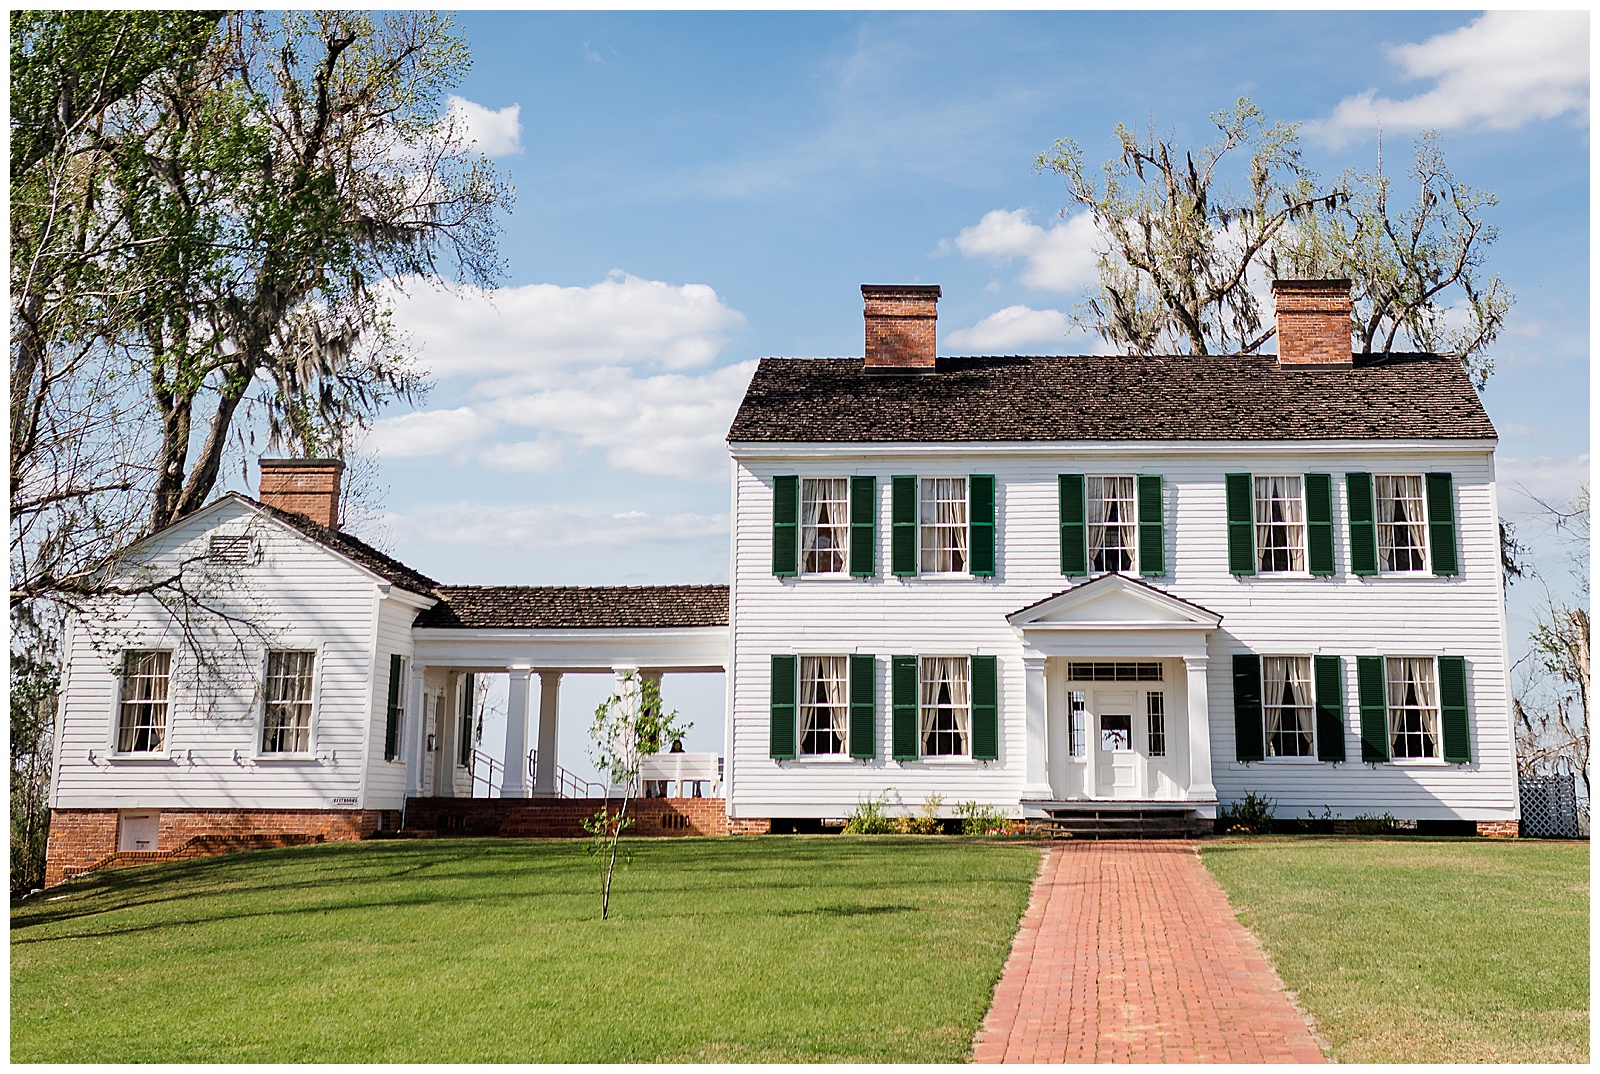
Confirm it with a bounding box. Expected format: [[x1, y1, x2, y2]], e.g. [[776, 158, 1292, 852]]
[[1044, 810, 1204, 840]]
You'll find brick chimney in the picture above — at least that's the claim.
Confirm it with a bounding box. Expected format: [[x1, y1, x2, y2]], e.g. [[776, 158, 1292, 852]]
[[1272, 279, 1353, 368], [863, 284, 940, 370], [258, 459, 344, 529]]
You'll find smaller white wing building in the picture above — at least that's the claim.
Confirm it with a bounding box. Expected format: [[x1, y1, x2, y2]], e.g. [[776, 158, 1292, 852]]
[[44, 279, 1519, 885]]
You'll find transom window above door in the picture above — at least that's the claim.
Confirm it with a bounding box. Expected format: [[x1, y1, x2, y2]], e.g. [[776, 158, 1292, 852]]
[[1254, 475, 1306, 572], [800, 478, 849, 574], [1375, 475, 1428, 572], [1087, 476, 1136, 573], [920, 477, 968, 574], [1067, 661, 1163, 682]]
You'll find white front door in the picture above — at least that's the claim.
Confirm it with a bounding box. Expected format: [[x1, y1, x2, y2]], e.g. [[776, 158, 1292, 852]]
[[1093, 689, 1143, 799]]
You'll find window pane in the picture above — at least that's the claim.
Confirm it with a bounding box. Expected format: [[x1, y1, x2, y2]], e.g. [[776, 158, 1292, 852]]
[[1387, 657, 1440, 758], [801, 478, 849, 574], [1068, 690, 1087, 757], [1262, 656, 1313, 757], [799, 655, 847, 755], [920, 656, 970, 755], [1147, 692, 1167, 757], [1087, 475, 1136, 573], [1254, 476, 1306, 572], [118, 650, 171, 753], [262, 650, 316, 753], [1376, 475, 1427, 572], [919, 477, 968, 573]]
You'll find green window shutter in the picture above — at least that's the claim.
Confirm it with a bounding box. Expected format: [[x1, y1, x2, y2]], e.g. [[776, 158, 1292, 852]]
[[1305, 473, 1335, 576], [384, 654, 403, 761], [769, 654, 797, 760], [1313, 655, 1345, 763], [1059, 474, 1087, 576], [970, 655, 998, 760], [459, 672, 476, 767], [1347, 472, 1377, 576], [969, 474, 996, 576], [1232, 653, 1264, 762], [1225, 473, 1256, 575], [849, 476, 876, 578], [772, 476, 799, 577], [891, 655, 919, 760], [1426, 473, 1459, 576], [1356, 655, 1388, 762], [1137, 474, 1164, 576], [1438, 655, 1471, 763], [849, 654, 876, 759], [891, 476, 918, 576]]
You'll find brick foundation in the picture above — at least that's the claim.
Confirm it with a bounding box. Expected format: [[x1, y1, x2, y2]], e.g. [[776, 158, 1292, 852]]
[[44, 807, 385, 887], [1475, 819, 1520, 839], [402, 796, 769, 838]]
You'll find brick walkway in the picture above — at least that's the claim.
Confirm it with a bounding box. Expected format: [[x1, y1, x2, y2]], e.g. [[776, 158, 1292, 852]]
[[973, 841, 1327, 1064]]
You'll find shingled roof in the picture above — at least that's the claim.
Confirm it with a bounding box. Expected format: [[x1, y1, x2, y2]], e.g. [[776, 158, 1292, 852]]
[[245, 494, 440, 596], [726, 353, 1496, 443], [415, 585, 730, 630]]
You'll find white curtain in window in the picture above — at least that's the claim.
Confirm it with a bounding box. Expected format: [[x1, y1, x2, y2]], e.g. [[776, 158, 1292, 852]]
[[1262, 656, 1312, 735], [920, 657, 970, 736], [1254, 475, 1305, 571], [823, 655, 848, 742], [1387, 658, 1438, 722], [1376, 475, 1426, 568], [801, 478, 847, 571]]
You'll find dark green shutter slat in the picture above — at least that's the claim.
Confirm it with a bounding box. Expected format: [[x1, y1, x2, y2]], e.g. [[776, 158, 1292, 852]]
[[1438, 655, 1471, 763], [772, 476, 798, 577], [1347, 473, 1377, 576], [1232, 653, 1264, 762], [849, 476, 876, 578], [769, 654, 797, 760], [849, 654, 876, 759], [891, 476, 917, 576], [1059, 474, 1087, 576], [459, 672, 476, 767], [1426, 473, 1459, 576], [1225, 473, 1256, 575], [1305, 473, 1335, 576], [970, 655, 998, 761], [968, 475, 996, 576], [1313, 655, 1345, 762], [1137, 474, 1164, 576], [1356, 655, 1388, 762], [891, 655, 919, 760], [384, 654, 402, 761]]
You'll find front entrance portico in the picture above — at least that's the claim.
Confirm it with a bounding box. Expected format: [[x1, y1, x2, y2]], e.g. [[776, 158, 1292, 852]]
[[1008, 575, 1222, 818]]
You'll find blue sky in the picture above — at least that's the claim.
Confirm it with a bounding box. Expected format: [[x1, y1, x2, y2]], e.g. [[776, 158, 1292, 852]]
[[331, 10, 1590, 777]]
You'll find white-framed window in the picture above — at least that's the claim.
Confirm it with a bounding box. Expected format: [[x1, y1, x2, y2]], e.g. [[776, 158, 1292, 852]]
[[1254, 475, 1306, 572], [920, 477, 968, 574], [1261, 656, 1314, 757], [801, 478, 850, 575], [261, 650, 316, 754], [1068, 690, 1087, 758], [1087, 475, 1137, 573], [920, 656, 970, 756], [799, 655, 848, 755], [116, 650, 172, 753], [1147, 691, 1167, 757], [1375, 475, 1429, 573], [1388, 656, 1440, 759]]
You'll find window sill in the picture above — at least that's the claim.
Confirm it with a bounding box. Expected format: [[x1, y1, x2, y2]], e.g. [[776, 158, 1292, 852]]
[[1387, 757, 1450, 767], [899, 573, 982, 582], [790, 755, 860, 764], [899, 755, 982, 765], [793, 573, 864, 582], [103, 753, 172, 763], [1257, 756, 1324, 765], [252, 753, 318, 763]]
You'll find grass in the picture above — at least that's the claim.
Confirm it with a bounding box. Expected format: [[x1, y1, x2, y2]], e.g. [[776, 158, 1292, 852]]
[[1201, 837, 1590, 1064], [11, 836, 1041, 1063]]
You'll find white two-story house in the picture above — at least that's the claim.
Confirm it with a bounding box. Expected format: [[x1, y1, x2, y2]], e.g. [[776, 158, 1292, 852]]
[[720, 281, 1516, 832], [43, 278, 1518, 885]]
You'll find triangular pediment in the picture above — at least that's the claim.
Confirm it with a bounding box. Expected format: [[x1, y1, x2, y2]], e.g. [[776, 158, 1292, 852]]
[[1007, 574, 1220, 629]]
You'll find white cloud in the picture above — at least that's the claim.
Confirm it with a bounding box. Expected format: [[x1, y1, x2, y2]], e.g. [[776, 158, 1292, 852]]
[[478, 438, 564, 474], [387, 272, 747, 378], [381, 502, 728, 552], [445, 95, 523, 157], [946, 306, 1075, 353], [363, 407, 485, 459], [1498, 454, 1591, 520], [1308, 12, 1589, 146], [954, 209, 1100, 292]]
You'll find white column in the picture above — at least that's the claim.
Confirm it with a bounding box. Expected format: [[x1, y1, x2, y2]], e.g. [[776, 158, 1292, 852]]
[[433, 672, 457, 798], [1044, 659, 1069, 800], [534, 671, 562, 797], [1184, 655, 1217, 803], [503, 668, 533, 798], [1021, 656, 1052, 800], [404, 662, 428, 798]]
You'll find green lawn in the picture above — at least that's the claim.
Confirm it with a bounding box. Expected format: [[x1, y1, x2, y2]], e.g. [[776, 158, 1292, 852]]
[[1202, 837, 1590, 1064], [11, 836, 1040, 1063]]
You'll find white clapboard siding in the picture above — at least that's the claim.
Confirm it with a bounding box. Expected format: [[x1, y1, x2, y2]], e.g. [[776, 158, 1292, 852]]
[[54, 499, 415, 812], [727, 443, 1516, 820], [360, 587, 427, 809]]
